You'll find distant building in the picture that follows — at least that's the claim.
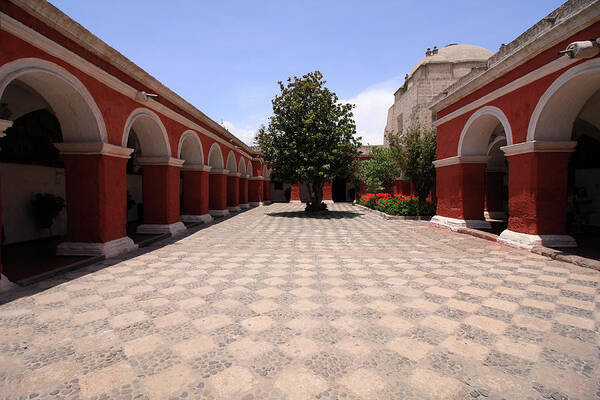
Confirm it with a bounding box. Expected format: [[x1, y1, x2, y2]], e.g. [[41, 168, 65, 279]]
[[384, 44, 493, 145]]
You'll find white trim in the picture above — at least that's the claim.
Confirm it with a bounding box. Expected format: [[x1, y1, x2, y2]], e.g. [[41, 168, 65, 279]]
[[430, 215, 492, 231], [56, 236, 137, 258], [500, 141, 577, 156], [0, 12, 254, 158], [137, 222, 186, 235], [498, 229, 576, 249], [207, 142, 224, 169], [249, 176, 265, 180], [209, 209, 230, 217], [181, 214, 213, 224], [433, 155, 490, 168], [457, 106, 513, 156], [0, 57, 107, 142], [485, 211, 508, 220], [238, 157, 247, 175], [136, 156, 185, 167], [122, 107, 171, 156], [228, 172, 242, 177], [210, 168, 229, 175], [228, 206, 242, 212], [55, 142, 133, 159], [239, 203, 250, 209], [0, 119, 13, 133], [527, 57, 600, 141], [177, 130, 204, 164], [225, 151, 237, 172], [182, 164, 211, 172], [434, 57, 578, 126]]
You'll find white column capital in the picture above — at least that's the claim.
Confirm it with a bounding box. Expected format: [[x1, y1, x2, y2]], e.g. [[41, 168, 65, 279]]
[[182, 164, 211, 172], [432, 155, 490, 168], [55, 142, 134, 159], [249, 176, 264, 181], [228, 172, 242, 177], [210, 168, 229, 175], [501, 141, 577, 156], [136, 156, 185, 167]]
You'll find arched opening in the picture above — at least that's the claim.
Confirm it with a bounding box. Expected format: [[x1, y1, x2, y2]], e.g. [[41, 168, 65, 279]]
[[515, 58, 600, 251], [238, 158, 249, 208], [225, 151, 240, 211], [178, 131, 210, 223], [122, 108, 175, 236], [207, 143, 228, 215], [0, 59, 106, 281], [453, 106, 512, 230]]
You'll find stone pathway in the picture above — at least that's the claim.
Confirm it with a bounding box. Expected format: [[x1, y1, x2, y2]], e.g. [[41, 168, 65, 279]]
[[0, 203, 598, 400]]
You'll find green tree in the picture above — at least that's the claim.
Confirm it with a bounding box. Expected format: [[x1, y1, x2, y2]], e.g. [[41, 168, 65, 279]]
[[256, 71, 360, 211], [358, 147, 401, 193], [389, 127, 437, 201]]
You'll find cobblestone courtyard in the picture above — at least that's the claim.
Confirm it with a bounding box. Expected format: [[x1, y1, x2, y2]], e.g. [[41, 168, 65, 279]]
[[0, 203, 598, 400]]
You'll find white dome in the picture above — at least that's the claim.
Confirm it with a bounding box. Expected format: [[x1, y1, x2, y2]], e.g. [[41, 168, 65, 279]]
[[409, 44, 493, 77]]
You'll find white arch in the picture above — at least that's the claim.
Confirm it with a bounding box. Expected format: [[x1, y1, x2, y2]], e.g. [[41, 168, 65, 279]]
[[178, 130, 204, 164], [528, 57, 600, 142], [226, 151, 237, 172], [486, 136, 507, 156], [247, 160, 253, 177], [0, 58, 106, 142], [122, 108, 171, 156], [457, 106, 513, 156], [238, 157, 247, 175], [207, 142, 224, 169]]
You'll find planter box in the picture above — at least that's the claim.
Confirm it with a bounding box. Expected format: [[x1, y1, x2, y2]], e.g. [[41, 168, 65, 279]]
[[353, 203, 432, 221]]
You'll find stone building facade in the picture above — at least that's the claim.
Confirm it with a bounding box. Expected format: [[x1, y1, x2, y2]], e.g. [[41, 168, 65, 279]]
[[384, 44, 493, 145]]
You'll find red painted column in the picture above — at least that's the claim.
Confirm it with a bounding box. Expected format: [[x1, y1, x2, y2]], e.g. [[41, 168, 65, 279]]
[[0, 125, 6, 276], [227, 172, 241, 211], [323, 181, 333, 203], [181, 165, 212, 223], [432, 158, 490, 229], [498, 142, 577, 248], [290, 183, 301, 203], [137, 157, 186, 235], [485, 170, 506, 219], [209, 169, 229, 216], [263, 179, 271, 203], [53, 143, 137, 256], [248, 177, 264, 205], [239, 175, 249, 207]]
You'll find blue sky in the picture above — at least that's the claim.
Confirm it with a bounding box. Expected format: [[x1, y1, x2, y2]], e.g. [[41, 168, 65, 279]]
[[50, 0, 564, 145]]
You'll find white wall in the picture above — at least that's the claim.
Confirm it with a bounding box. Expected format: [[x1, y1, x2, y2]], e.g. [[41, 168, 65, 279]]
[[1, 162, 67, 244], [126, 174, 143, 222]]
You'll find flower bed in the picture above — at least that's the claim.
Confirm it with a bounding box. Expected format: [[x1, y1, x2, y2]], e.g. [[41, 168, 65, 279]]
[[358, 193, 436, 216]]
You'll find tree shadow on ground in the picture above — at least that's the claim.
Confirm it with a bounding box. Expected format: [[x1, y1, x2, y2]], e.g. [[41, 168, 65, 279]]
[[266, 210, 362, 219]]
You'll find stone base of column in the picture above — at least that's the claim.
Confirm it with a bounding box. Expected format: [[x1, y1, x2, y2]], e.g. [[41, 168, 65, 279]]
[[209, 209, 230, 217], [181, 214, 213, 224], [323, 200, 334, 204], [239, 203, 250, 209], [249, 202, 261, 207], [137, 222, 186, 235], [290, 200, 302, 204], [430, 215, 492, 231], [498, 229, 576, 249], [57, 236, 138, 258], [228, 206, 242, 212], [0, 273, 18, 292], [260, 201, 271, 205], [484, 211, 507, 220]]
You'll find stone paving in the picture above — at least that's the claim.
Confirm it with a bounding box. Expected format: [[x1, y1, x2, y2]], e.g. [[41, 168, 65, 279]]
[[0, 203, 599, 400]]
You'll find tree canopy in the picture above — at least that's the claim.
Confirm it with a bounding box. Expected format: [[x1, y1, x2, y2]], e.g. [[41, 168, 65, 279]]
[[358, 146, 401, 193], [256, 71, 360, 209], [389, 127, 436, 201]]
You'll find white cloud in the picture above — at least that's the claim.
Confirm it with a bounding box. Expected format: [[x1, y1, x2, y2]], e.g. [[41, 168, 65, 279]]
[[221, 120, 259, 146], [224, 77, 402, 147], [341, 78, 401, 146]]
